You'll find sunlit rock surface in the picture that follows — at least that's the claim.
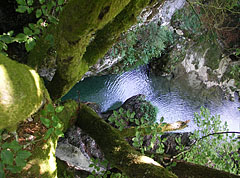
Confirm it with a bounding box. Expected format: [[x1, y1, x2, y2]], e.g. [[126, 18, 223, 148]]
[[0, 54, 44, 130]]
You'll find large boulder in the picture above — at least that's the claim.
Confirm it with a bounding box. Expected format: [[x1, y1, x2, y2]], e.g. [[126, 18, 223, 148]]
[[0, 54, 44, 130]]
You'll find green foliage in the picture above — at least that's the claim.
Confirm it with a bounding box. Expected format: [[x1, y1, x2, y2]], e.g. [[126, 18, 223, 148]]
[[132, 119, 166, 155], [0, 130, 32, 178], [176, 107, 240, 175], [40, 104, 65, 140], [172, 7, 202, 36], [108, 106, 165, 155], [108, 108, 135, 131], [0, 31, 15, 56], [229, 64, 240, 88], [87, 158, 128, 178], [110, 22, 174, 73], [14, 0, 64, 52], [138, 101, 158, 124], [0, 0, 64, 54]]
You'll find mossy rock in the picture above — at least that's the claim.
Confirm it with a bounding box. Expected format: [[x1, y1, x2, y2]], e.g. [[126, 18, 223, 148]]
[[0, 54, 44, 130], [204, 42, 222, 70]]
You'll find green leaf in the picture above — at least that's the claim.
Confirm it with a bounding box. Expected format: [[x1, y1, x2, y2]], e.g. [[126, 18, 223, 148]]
[[46, 1, 54, 12], [16, 5, 28, 13], [23, 27, 33, 36], [55, 106, 64, 113], [119, 108, 124, 114], [47, 104, 54, 113], [16, 0, 26, 5], [41, 109, 47, 117], [14, 33, 28, 42], [0, 35, 13, 43], [40, 117, 51, 128], [1, 150, 14, 165], [58, 0, 64, 5], [51, 115, 59, 123], [113, 111, 118, 117], [108, 116, 114, 123], [36, 9, 42, 18], [0, 41, 7, 51], [41, 5, 47, 16], [27, 7, 34, 14], [54, 122, 62, 129], [33, 28, 41, 35], [2, 140, 21, 153], [16, 150, 32, 160], [25, 38, 36, 52], [44, 128, 54, 140], [39, 0, 45, 4], [126, 110, 131, 118], [28, 23, 35, 30], [54, 129, 64, 137], [27, 0, 33, 6], [48, 15, 58, 24], [5, 165, 22, 173], [130, 112, 135, 118], [15, 156, 27, 167], [135, 119, 140, 125], [160, 117, 164, 123]]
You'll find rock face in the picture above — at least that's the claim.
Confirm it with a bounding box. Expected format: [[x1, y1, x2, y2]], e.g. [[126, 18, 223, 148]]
[[150, 38, 240, 100], [148, 2, 240, 100], [0, 54, 44, 130], [83, 0, 186, 79], [56, 126, 105, 173]]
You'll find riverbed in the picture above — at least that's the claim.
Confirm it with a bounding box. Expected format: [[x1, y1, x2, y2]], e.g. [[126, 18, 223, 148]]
[[63, 66, 240, 132]]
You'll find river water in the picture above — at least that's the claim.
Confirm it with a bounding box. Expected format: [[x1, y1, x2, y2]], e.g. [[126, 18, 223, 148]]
[[63, 67, 240, 132]]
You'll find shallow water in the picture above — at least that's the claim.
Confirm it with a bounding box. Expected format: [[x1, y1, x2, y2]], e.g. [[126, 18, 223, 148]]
[[63, 67, 240, 132]]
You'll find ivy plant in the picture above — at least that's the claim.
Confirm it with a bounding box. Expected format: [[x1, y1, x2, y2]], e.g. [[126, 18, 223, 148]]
[[40, 104, 65, 140]]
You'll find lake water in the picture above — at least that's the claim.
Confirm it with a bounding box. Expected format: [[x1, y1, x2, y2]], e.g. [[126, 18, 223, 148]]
[[63, 66, 240, 132]]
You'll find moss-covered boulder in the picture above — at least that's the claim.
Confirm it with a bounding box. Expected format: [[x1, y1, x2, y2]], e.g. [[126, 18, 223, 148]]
[[0, 54, 44, 130]]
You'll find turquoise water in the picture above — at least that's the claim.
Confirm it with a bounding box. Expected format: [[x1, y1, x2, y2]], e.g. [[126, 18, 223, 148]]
[[63, 67, 240, 132]]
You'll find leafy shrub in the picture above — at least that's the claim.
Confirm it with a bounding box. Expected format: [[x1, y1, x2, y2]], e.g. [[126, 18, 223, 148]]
[[109, 22, 174, 73], [40, 104, 65, 140], [176, 107, 240, 175]]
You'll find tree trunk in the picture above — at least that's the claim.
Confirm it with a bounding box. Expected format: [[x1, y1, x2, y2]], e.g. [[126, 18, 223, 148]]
[[77, 104, 177, 178]]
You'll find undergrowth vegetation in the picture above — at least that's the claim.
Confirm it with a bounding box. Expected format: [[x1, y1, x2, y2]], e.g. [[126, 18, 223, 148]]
[[108, 22, 174, 73], [87, 107, 240, 177]]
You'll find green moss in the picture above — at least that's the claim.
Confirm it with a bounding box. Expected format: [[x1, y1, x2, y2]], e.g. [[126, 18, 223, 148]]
[[0, 54, 44, 131], [46, 0, 132, 100], [57, 100, 79, 132], [56, 158, 75, 178], [47, 0, 159, 100], [16, 135, 59, 178], [204, 42, 222, 70]]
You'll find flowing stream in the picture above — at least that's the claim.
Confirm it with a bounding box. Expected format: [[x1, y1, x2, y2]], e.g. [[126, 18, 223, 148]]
[[63, 67, 240, 132]]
